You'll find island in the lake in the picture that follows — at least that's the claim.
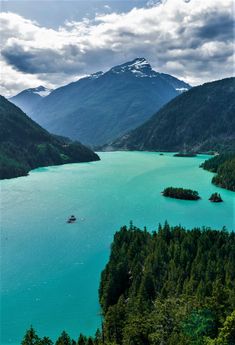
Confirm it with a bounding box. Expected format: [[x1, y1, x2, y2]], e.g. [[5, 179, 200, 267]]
[[174, 152, 197, 157], [209, 192, 223, 202], [162, 187, 201, 200]]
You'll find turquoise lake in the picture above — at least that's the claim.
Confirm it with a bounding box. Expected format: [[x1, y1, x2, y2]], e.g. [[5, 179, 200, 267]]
[[1, 151, 234, 344]]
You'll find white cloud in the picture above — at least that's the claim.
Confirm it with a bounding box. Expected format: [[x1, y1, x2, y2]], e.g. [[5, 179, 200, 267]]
[[104, 5, 111, 11], [0, 0, 234, 96]]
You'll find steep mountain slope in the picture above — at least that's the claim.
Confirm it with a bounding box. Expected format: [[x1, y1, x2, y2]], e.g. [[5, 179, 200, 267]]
[[109, 78, 235, 152], [30, 58, 190, 146], [0, 96, 99, 179], [9, 86, 52, 115]]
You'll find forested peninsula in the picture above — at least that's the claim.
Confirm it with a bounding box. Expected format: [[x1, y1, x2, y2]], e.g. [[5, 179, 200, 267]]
[[201, 153, 235, 191], [22, 223, 235, 345]]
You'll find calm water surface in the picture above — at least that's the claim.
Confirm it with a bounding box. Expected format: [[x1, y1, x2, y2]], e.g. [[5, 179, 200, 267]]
[[1, 152, 234, 344]]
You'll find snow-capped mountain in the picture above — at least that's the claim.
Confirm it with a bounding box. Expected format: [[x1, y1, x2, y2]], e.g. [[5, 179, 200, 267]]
[[9, 86, 53, 115], [111, 58, 152, 76], [28, 58, 191, 146], [28, 86, 52, 97], [88, 71, 104, 79], [110, 58, 190, 91]]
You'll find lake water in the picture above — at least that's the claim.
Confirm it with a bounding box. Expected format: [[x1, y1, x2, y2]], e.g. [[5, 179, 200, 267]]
[[1, 152, 234, 344]]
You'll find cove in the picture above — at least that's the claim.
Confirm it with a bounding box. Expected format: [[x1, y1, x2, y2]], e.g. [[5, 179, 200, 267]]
[[1, 151, 234, 345]]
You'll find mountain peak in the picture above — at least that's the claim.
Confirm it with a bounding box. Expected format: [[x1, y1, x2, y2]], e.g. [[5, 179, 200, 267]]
[[27, 86, 52, 97], [127, 57, 150, 67], [110, 57, 153, 77], [26, 58, 191, 146]]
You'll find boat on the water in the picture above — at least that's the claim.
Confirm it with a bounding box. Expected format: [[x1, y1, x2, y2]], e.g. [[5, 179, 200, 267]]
[[67, 215, 76, 223]]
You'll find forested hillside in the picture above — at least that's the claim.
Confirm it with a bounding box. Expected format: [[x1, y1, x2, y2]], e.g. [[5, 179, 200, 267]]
[[201, 153, 235, 191], [0, 96, 99, 179], [108, 78, 235, 152], [98, 223, 235, 345]]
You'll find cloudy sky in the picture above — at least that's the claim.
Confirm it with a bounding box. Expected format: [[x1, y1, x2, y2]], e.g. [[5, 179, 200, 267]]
[[1, 0, 234, 97]]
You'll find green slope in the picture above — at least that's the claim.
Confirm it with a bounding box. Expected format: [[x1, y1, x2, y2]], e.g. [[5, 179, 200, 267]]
[[99, 223, 235, 345], [110, 78, 235, 152], [0, 96, 100, 179]]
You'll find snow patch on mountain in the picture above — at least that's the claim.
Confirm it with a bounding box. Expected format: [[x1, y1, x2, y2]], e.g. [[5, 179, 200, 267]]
[[29, 86, 52, 97], [110, 58, 155, 78], [89, 71, 104, 79], [175, 87, 189, 93]]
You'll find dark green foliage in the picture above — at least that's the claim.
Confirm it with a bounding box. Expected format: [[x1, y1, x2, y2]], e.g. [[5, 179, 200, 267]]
[[182, 309, 215, 344], [99, 223, 235, 344], [40, 337, 53, 345], [87, 338, 94, 345], [55, 331, 73, 345], [0, 96, 100, 179], [162, 187, 200, 200], [174, 152, 197, 157], [212, 158, 235, 191], [201, 154, 235, 191], [110, 78, 235, 152], [205, 311, 235, 344], [21, 329, 98, 345], [77, 334, 87, 345], [209, 193, 223, 202], [21, 326, 41, 345], [201, 154, 235, 173], [21, 327, 53, 345]]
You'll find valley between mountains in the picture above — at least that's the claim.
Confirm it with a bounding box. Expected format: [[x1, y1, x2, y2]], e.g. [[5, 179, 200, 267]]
[[1, 57, 235, 345]]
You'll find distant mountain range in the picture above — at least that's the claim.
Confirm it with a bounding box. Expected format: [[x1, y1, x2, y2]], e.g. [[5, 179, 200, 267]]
[[10, 58, 190, 146], [9, 86, 52, 115], [107, 78, 235, 152], [0, 96, 99, 179]]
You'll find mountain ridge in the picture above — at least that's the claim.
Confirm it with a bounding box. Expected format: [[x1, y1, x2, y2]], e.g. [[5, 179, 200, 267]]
[[0, 96, 99, 179], [106, 77, 235, 152], [9, 85, 52, 115], [26, 58, 190, 146]]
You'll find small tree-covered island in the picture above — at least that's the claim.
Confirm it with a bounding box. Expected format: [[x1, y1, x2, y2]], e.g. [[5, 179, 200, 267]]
[[174, 152, 197, 157], [209, 193, 223, 203], [162, 187, 200, 200], [22, 223, 235, 345]]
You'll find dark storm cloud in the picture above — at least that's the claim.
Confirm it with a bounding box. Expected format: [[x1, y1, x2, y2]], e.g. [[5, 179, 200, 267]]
[[0, 0, 234, 96], [2, 44, 86, 74], [195, 13, 234, 41]]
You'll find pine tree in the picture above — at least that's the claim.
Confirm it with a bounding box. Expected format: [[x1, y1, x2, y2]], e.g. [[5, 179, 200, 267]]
[[40, 337, 53, 345], [77, 334, 86, 345], [21, 326, 40, 345], [55, 331, 72, 345]]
